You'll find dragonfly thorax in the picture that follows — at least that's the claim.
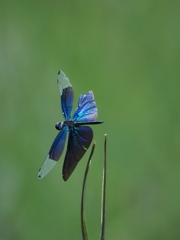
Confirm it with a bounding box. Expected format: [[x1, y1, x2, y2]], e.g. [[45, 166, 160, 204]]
[[55, 120, 74, 130]]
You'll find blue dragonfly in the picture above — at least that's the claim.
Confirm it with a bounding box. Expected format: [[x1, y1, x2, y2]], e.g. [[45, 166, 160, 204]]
[[38, 71, 103, 181]]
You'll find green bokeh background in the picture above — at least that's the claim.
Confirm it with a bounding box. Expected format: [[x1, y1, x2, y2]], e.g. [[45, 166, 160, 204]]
[[1, 1, 180, 239]]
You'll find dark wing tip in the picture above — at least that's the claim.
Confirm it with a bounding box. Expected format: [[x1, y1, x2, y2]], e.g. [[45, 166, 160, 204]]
[[38, 168, 42, 179], [62, 173, 69, 181], [58, 70, 61, 75]]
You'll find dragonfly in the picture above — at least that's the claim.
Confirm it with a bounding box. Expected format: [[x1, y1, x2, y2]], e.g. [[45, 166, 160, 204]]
[[38, 71, 103, 181]]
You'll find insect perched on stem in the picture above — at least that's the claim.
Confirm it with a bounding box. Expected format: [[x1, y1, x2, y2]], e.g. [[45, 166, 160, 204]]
[[38, 71, 103, 181]]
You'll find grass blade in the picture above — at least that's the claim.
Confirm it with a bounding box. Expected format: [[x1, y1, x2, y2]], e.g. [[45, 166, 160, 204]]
[[81, 142, 96, 240], [100, 134, 107, 240]]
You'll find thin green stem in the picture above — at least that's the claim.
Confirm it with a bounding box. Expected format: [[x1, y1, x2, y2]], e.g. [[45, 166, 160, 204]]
[[100, 134, 107, 240], [81, 143, 96, 240]]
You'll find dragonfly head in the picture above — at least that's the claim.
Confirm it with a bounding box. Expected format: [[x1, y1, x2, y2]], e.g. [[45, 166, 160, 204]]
[[55, 122, 64, 130]]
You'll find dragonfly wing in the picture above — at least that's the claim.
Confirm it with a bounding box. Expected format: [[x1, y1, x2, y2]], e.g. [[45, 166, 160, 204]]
[[57, 71, 74, 120], [62, 126, 93, 181], [38, 156, 57, 179], [72, 91, 98, 122], [38, 127, 68, 179]]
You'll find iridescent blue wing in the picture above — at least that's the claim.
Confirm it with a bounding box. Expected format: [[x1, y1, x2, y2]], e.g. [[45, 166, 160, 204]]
[[72, 91, 98, 122], [57, 71, 74, 120], [62, 126, 93, 181], [38, 127, 68, 179]]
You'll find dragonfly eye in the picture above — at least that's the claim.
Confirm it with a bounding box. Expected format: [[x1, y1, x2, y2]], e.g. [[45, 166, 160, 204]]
[[55, 122, 63, 130]]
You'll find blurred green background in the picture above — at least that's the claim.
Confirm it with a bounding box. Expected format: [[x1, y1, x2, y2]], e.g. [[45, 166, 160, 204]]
[[1, 1, 180, 239]]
